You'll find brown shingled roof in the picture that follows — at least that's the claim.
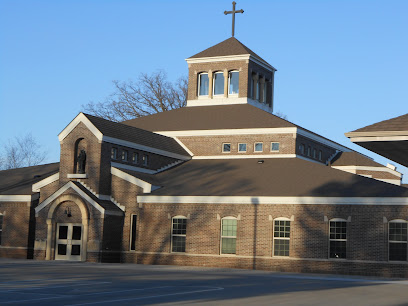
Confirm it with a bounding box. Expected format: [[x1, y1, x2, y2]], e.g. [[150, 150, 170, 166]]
[[188, 37, 272, 68], [330, 152, 384, 167], [122, 104, 296, 131], [351, 113, 408, 133], [125, 158, 408, 197], [83, 113, 190, 157], [0, 163, 59, 195]]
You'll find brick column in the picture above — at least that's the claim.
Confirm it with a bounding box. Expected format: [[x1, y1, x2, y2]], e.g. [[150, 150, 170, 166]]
[[208, 70, 213, 99], [224, 69, 229, 98]]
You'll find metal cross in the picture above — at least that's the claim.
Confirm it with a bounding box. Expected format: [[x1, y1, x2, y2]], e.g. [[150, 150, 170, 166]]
[[224, 1, 244, 37]]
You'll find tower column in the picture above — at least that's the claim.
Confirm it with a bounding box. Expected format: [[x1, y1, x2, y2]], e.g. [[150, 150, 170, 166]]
[[224, 69, 229, 98], [208, 70, 213, 99]]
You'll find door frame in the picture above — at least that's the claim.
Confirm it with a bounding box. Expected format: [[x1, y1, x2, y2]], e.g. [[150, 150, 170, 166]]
[[55, 223, 83, 261]]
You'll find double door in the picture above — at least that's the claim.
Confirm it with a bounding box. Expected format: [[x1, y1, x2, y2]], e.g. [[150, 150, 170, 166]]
[[55, 223, 83, 261]]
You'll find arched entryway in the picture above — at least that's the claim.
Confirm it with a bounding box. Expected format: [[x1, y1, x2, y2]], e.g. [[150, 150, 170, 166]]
[[45, 195, 89, 261]]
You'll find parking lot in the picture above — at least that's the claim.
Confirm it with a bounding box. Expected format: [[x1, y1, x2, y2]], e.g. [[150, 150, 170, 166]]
[[1, 259, 408, 305]]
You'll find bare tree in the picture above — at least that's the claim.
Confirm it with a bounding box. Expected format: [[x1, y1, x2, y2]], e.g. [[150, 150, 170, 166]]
[[1, 134, 47, 170], [83, 70, 188, 122]]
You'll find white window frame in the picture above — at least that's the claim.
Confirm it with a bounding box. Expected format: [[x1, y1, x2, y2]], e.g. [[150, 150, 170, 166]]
[[254, 142, 263, 152], [228, 70, 239, 96], [270, 142, 280, 152], [213, 71, 224, 96], [222, 143, 231, 153], [329, 218, 348, 259], [238, 143, 247, 153], [273, 217, 291, 257], [198, 72, 209, 97], [142, 154, 148, 166], [132, 152, 138, 164], [220, 216, 237, 255], [171, 216, 187, 253], [122, 150, 128, 162], [388, 219, 407, 262], [111, 147, 118, 160], [129, 214, 137, 251]]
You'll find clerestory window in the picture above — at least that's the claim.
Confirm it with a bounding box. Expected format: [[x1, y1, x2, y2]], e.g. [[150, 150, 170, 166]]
[[228, 71, 239, 95], [198, 73, 209, 96], [213, 72, 224, 96]]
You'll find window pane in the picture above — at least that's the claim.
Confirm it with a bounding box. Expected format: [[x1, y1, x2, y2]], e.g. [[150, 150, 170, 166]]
[[214, 73, 224, 95], [71, 244, 81, 256], [72, 226, 82, 240], [255, 143, 263, 152], [58, 244, 67, 255], [132, 152, 138, 164], [59, 226, 68, 239], [221, 237, 236, 254], [172, 218, 187, 235], [271, 142, 280, 152], [199, 74, 209, 96], [274, 220, 290, 238], [172, 236, 186, 252], [389, 223, 407, 242], [330, 221, 347, 240], [238, 143, 247, 152], [229, 71, 239, 94], [274, 239, 289, 256], [330, 241, 346, 259], [389, 243, 407, 261], [222, 219, 237, 237], [223, 143, 231, 152]]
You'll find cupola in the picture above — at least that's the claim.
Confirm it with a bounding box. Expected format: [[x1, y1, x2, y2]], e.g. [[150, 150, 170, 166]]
[[185, 37, 277, 113]]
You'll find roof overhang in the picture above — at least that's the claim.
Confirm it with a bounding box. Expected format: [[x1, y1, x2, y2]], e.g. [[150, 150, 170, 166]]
[[345, 131, 408, 167], [186, 54, 276, 72]]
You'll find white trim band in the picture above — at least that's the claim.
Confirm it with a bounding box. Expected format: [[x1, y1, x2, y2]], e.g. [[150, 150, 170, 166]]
[[32, 173, 59, 192], [0, 194, 39, 202], [137, 195, 408, 205]]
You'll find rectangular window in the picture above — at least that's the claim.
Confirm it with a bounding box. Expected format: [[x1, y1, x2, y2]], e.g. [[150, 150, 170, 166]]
[[213, 72, 224, 95], [132, 152, 138, 164], [299, 144, 305, 155], [122, 150, 128, 161], [238, 143, 247, 153], [254, 142, 263, 152], [271, 142, 280, 152], [228, 71, 239, 95], [142, 155, 148, 166], [130, 215, 137, 251], [111, 147, 118, 159], [222, 143, 231, 153], [0, 214, 3, 245], [262, 82, 267, 103], [389, 222, 407, 261], [273, 219, 290, 256], [221, 218, 237, 254], [172, 218, 187, 252], [329, 221, 347, 259], [319, 150, 323, 161], [198, 73, 209, 96], [256, 80, 260, 101], [307, 146, 311, 157], [313, 149, 317, 159]]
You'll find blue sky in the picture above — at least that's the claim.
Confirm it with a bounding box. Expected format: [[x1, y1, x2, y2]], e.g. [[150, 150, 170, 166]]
[[1, 0, 407, 181]]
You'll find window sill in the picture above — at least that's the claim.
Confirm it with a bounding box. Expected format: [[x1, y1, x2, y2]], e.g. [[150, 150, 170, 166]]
[[67, 174, 87, 179]]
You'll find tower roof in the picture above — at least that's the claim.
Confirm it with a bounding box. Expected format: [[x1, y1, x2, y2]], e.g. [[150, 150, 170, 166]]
[[188, 37, 275, 70]]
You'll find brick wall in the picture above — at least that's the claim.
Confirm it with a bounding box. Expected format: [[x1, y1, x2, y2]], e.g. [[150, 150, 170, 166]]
[[0, 201, 33, 259], [177, 134, 295, 156]]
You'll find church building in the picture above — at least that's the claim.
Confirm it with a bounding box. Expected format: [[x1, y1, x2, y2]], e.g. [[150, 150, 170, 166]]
[[1, 35, 408, 277]]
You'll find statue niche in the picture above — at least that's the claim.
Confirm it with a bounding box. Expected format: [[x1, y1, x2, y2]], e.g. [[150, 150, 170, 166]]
[[74, 138, 88, 174], [77, 149, 86, 174]]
